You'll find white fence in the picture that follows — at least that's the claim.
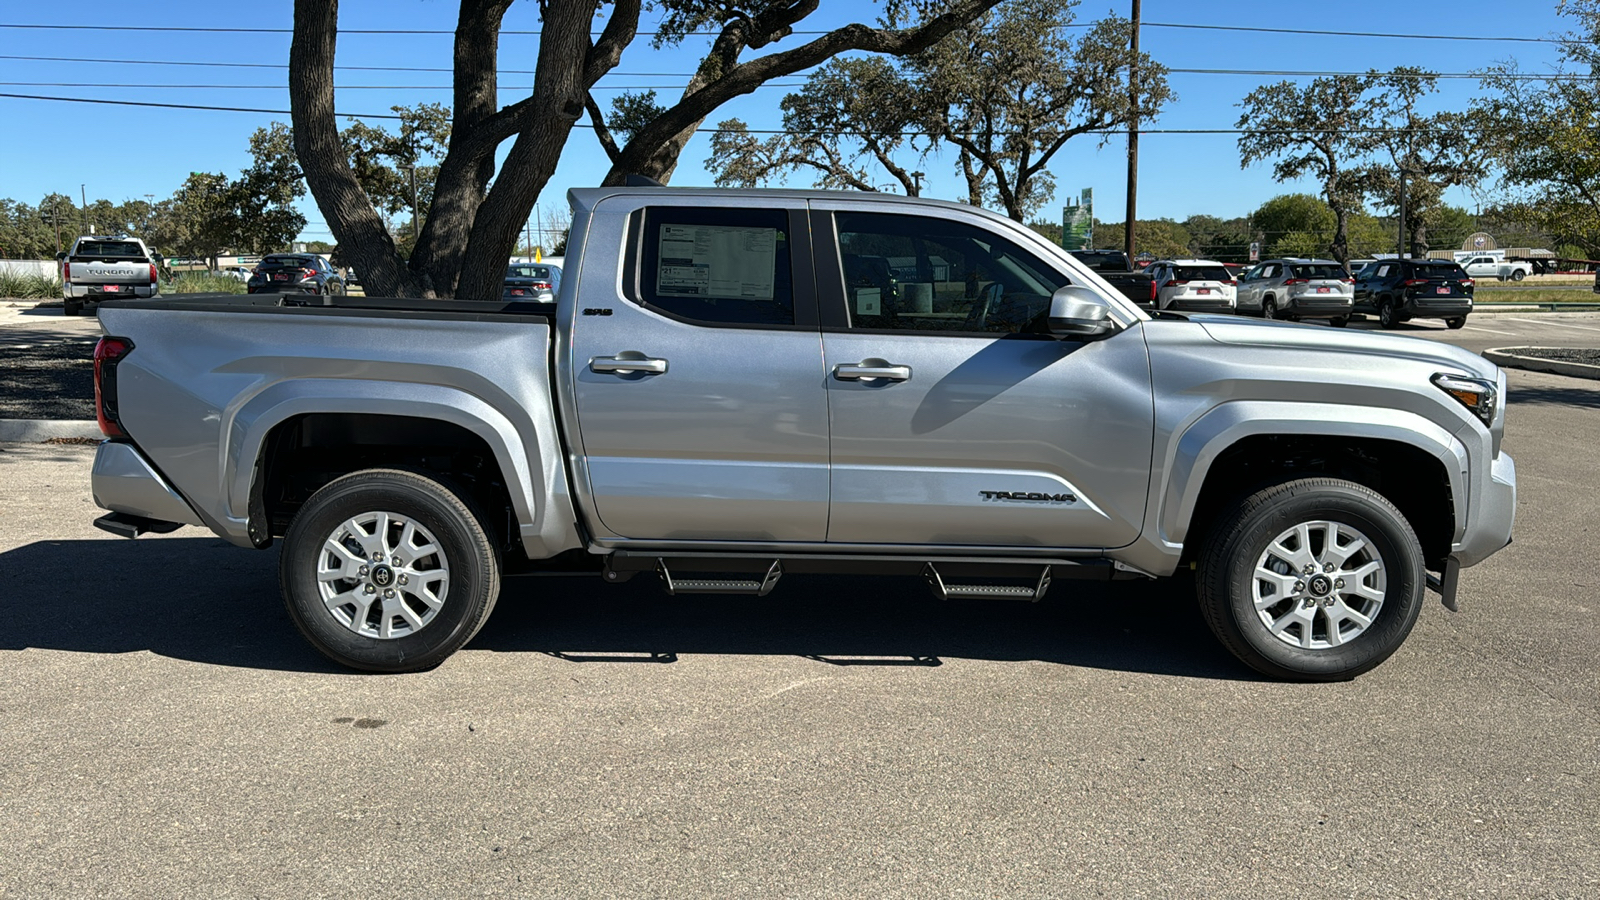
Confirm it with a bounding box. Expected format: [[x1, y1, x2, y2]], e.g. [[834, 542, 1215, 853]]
[[0, 260, 59, 279]]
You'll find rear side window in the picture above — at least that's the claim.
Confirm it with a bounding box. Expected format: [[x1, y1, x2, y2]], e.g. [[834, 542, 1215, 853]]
[[1172, 265, 1231, 282], [638, 207, 794, 326], [73, 241, 144, 259]]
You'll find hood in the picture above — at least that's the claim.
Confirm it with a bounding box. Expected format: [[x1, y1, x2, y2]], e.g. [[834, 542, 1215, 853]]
[[1192, 314, 1498, 380]]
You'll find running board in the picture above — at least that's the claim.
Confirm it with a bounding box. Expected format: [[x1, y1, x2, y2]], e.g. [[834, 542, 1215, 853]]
[[923, 562, 1051, 602], [656, 559, 783, 596]]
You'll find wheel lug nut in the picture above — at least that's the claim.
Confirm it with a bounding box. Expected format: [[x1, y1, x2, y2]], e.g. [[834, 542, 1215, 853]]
[[1324, 563, 1335, 573], [1334, 578, 1345, 589], [1303, 564, 1316, 575], [358, 565, 369, 576], [384, 589, 395, 599], [371, 552, 383, 562], [392, 556, 402, 566], [1294, 581, 1305, 592], [365, 584, 376, 594], [397, 574, 408, 586]]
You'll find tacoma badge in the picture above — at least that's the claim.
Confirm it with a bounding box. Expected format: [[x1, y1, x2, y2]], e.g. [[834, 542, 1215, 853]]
[[980, 490, 1077, 503]]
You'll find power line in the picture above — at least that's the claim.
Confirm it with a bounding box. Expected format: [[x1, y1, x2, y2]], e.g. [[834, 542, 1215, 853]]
[[0, 20, 1569, 42], [0, 91, 1504, 135], [0, 80, 781, 90]]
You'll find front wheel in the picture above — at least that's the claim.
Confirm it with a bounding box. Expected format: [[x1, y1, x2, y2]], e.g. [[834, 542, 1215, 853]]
[[1378, 298, 1401, 329], [1261, 297, 1278, 320], [280, 469, 501, 672], [1196, 478, 1426, 681], [1446, 316, 1466, 329]]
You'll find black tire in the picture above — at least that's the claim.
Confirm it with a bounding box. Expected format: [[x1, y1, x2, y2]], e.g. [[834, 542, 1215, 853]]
[[1446, 316, 1466, 330], [1378, 297, 1401, 329], [1329, 316, 1348, 328], [62, 299, 81, 317], [280, 468, 501, 672], [1261, 296, 1278, 320], [1511, 269, 1526, 282], [318, 282, 330, 296], [1196, 478, 1426, 681]]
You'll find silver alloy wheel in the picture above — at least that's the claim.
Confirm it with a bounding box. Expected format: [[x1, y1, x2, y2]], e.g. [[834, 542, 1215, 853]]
[[316, 511, 450, 639], [1251, 520, 1386, 650]]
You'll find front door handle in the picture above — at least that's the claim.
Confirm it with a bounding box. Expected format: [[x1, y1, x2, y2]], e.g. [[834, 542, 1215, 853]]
[[591, 353, 668, 375], [834, 362, 912, 382]]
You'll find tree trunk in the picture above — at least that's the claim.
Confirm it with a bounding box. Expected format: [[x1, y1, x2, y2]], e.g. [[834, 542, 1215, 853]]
[[407, 0, 514, 296], [452, 0, 600, 301], [289, 0, 419, 297], [1330, 205, 1350, 265]]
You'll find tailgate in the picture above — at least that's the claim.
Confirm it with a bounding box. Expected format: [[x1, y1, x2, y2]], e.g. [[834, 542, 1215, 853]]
[[70, 261, 150, 283]]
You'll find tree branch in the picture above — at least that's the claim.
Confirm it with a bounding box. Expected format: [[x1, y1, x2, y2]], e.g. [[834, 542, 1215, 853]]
[[586, 93, 623, 163]]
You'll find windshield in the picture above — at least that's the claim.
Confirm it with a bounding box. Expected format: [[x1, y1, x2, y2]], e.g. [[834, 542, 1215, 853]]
[[1291, 264, 1345, 279], [262, 256, 313, 267], [506, 265, 554, 280], [1414, 263, 1468, 279], [1172, 265, 1232, 282], [73, 241, 144, 259]]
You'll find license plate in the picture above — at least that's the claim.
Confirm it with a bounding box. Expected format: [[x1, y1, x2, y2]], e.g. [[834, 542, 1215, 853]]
[[1197, 288, 1211, 294], [1436, 286, 1450, 294], [510, 289, 525, 296], [102, 285, 120, 292], [273, 273, 290, 281], [1316, 287, 1330, 293]]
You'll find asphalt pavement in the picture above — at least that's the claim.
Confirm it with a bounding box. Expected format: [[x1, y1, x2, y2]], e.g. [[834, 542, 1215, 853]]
[[1, 308, 1598, 898]]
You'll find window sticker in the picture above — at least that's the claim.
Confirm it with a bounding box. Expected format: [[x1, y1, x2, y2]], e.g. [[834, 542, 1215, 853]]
[[855, 288, 881, 316], [657, 224, 777, 300]]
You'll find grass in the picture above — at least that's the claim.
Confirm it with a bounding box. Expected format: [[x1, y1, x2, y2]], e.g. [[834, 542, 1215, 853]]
[[1475, 288, 1599, 304], [162, 272, 247, 294], [0, 272, 64, 299]]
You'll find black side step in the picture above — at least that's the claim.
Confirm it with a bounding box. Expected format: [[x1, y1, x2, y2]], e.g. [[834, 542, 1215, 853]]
[[93, 512, 183, 539], [656, 559, 783, 596], [924, 562, 1051, 602]]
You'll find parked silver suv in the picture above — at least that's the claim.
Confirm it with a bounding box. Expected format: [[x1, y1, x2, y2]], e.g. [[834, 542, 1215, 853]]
[[1237, 258, 1355, 325]]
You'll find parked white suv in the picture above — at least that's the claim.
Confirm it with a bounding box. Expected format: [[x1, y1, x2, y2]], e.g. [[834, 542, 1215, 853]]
[[1146, 259, 1237, 312], [1459, 255, 1531, 282]]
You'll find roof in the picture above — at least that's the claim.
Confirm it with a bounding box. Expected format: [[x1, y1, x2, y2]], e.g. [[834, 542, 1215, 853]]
[[566, 184, 1009, 222], [1151, 258, 1226, 266]]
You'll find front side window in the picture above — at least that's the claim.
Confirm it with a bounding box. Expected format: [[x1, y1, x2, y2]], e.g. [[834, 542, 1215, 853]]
[[638, 207, 794, 326], [831, 212, 1067, 334]]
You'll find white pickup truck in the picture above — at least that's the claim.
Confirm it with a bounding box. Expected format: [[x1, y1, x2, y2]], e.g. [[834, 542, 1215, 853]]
[[58, 235, 161, 316], [1458, 255, 1532, 282]]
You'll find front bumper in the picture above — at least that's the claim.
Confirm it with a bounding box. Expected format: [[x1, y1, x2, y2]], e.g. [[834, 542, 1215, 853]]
[[91, 441, 203, 528], [1453, 451, 1516, 568]]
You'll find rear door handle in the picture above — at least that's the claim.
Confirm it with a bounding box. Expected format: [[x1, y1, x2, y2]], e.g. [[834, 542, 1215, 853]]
[[591, 354, 668, 375], [834, 362, 911, 382]]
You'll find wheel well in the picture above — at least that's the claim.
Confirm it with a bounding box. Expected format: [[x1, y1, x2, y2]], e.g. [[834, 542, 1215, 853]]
[[1183, 434, 1455, 569], [254, 413, 518, 555]]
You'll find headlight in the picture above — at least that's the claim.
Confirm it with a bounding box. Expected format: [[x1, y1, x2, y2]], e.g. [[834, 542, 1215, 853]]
[[1432, 372, 1498, 425]]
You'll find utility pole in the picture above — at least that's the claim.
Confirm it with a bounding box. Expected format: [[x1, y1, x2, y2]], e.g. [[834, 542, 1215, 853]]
[[1124, 0, 1141, 261], [910, 171, 925, 198], [398, 165, 420, 243], [1397, 165, 1408, 260], [80, 183, 90, 236]]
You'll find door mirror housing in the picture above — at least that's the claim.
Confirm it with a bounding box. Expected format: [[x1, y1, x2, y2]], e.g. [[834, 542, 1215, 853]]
[[55, 251, 68, 261], [1048, 286, 1115, 338]]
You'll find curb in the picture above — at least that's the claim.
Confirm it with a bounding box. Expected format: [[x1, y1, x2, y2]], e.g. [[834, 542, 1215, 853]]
[[0, 419, 102, 441], [1485, 347, 1600, 381]]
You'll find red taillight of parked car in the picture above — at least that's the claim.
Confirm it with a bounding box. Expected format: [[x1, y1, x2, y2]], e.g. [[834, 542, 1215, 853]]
[[1222, 280, 1237, 286], [1402, 278, 1430, 286], [1461, 279, 1474, 288], [1283, 278, 1309, 286], [63, 260, 71, 281], [1149, 280, 1157, 302], [149, 263, 158, 284], [1340, 278, 1355, 284], [94, 337, 134, 438], [300, 267, 317, 280], [531, 282, 552, 291]]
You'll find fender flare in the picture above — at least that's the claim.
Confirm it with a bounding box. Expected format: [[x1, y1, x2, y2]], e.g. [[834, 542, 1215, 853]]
[[221, 379, 573, 557], [1156, 400, 1469, 547]]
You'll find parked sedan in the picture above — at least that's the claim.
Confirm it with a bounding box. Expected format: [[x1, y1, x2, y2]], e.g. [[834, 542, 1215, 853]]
[[1145, 259, 1237, 312], [246, 254, 346, 296], [1236, 258, 1355, 325], [502, 262, 561, 304], [1354, 259, 1474, 329]]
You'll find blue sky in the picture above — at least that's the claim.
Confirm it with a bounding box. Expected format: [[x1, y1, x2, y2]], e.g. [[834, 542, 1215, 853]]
[[0, 0, 1574, 244]]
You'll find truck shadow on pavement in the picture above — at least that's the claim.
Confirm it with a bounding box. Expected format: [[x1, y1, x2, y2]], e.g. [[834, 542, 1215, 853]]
[[0, 537, 1256, 680]]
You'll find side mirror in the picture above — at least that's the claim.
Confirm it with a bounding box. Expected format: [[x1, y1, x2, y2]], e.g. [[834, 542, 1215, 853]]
[[55, 251, 68, 261], [1048, 285, 1115, 338]]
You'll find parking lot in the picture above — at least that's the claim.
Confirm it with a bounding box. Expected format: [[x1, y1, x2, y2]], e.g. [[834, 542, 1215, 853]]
[[2, 308, 1598, 897]]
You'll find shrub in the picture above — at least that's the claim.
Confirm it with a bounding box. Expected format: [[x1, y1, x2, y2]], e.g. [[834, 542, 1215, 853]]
[[163, 272, 247, 295], [0, 272, 65, 299]]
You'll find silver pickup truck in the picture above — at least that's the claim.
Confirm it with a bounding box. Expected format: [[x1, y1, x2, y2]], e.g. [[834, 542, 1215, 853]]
[[58, 235, 161, 316], [87, 187, 1516, 680]]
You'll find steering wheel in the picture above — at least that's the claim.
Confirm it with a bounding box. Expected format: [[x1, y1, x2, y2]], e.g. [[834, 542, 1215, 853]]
[[960, 282, 1005, 332]]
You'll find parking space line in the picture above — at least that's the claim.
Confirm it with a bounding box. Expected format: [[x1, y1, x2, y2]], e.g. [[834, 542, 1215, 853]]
[[1458, 324, 1515, 335], [1503, 317, 1600, 332]]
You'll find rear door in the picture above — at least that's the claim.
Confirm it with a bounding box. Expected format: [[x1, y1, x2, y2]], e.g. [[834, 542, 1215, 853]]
[[812, 202, 1154, 549], [566, 198, 831, 542]]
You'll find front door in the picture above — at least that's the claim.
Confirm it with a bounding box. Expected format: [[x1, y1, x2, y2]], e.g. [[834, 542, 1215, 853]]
[[567, 200, 830, 542], [813, 205, 1155, 549]]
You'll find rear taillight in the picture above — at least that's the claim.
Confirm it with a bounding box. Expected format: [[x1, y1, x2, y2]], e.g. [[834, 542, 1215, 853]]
[[1170, 280, 1189, 286], [94, 337, 134, 438], [1402, 278, 1429, 286], [301, 267, 317, 279], [1461, 279, 1474, 288], [1149, 281, 1157, 301], [531, 282, 552, 290], [1340, 278, 1355, 284], [149, 263, 158, 284], [1283, 278, 1309, 285], [1222, 280, 1237, 286], [63, 260, 71, 281]]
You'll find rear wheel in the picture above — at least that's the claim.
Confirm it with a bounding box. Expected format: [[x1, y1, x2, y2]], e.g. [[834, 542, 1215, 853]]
[[62, 298, 81, 317], [1511, 269, 1526, 282], [280, 469, 501, 672], [1446, 316, 1466, 329], [1196, 478, 1426, 681], [1329, 316, 1348, 328]]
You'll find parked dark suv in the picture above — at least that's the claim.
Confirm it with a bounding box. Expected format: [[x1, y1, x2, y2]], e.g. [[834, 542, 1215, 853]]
[[246, 254, 346, 296], [1354, 259, 1474, 329]]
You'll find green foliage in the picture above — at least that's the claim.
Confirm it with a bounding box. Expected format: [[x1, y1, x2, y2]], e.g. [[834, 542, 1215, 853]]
[[340, 103, 450, 222], [0, 272, 63, 298], [1094, 220, 1193, 260], [163, 272, 247, 294], [606, 91, 670, 145], [1251, 194, 1336, 242]]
